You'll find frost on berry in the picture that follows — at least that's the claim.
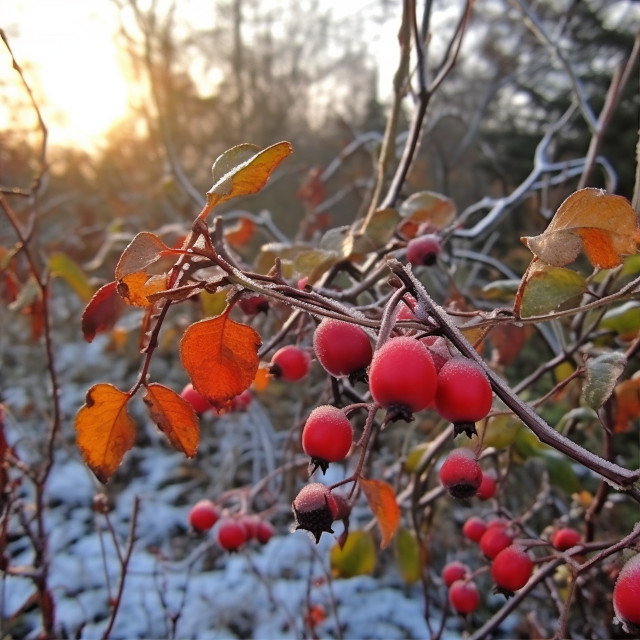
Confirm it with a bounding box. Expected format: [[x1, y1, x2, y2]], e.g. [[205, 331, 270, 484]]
[[439, 448, 483, 499], [613, 553, 640, 633], [292, 483, 340, 543]]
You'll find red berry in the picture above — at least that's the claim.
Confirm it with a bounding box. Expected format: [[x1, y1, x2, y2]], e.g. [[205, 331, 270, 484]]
[[439, 449, 483, 499], [479, 526, 513, 559], [449, 579, 480, 614], [443, 561, 470, 587], [613, 553, 640, 631], [476, 471, 497, 500], [313, 318, 373, 378], [407, 233, 442, 266], [238, 293, 269, 315], [180, 383, 212, 414], [217, 518, 247, 552], [188, 499, 219, 532], [368, 337, 437, 419], [302, 405, 353, 473], [292, 483, 340, 543], [271, 345, 311, 382], [463, 516, 487, 543], [395, 296, 417, 322], [256, 520, 275, 545], [229, 389, 253, 412], [239, 515, 260, 540], [435, 357, 493, 437], [491, 545, 533, 592], [551, 527, 581, 551]]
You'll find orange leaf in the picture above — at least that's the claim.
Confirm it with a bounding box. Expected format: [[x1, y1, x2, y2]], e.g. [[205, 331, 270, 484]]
[[143, 383, 199, 457], [180, 309, 262, 408], [205, 141, 293, 211], [225, 216, 256, 248], [115, 232, 176, 280], [522, 189, 640, 269], [359, 477, 401, 549], [613, 376, 640, 433], [81, 281, 124, 343], [75, 383, 136, 483], [252, 366, 271, 392], [116, 272, 168, 307]]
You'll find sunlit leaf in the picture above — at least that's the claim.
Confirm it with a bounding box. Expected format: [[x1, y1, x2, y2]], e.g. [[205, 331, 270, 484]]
[[180, 308, 261, 408], [81, 281, 124, 343], [521, 189, 640, 269], [515, 260, 586, 318], [49, 252, 93, 302], [117, 272, 169, 307], [613, 375, 640, 433], [398, 191, 456, 238], [361, 208, 401, 247], [581, 352, 626, 410], [143, 383, 199, 457], [359, 477, 401, 549], [472, 415, 522, 450], [115, 232, 176, 280], [206, 141, 293, 210], [405, 443, 430, 473], [395, 528, 424, 584], [330, 530, 376, 578], [75, 383, 136, 483]]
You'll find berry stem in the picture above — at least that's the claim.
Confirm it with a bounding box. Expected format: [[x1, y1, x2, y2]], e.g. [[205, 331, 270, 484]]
[[388, 259, 640, 496]]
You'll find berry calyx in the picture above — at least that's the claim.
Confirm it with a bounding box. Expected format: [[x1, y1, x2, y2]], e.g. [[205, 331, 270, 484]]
[[302, 405, 353, 474], [439, 449, 483, 499], [613, 553, 640, 632], [180, 383, 212, 414], [435, 357, 493, 437], [551, 527, 581, 551], [476, 471, 497, 500], [368, 336, 437, 421], [491, 545, 533, 592], [313, 318, 373, 379], [292, 483, 340, 543], [188, 499, 219, 532], [449, 579, 480, 615], [479, 525, 514, 559], [216, 518, 247, 552], [443, 561, 470, 587], [407, 233, 442, 266], [270, 345, 311, 382], [463, 516, 487, 543]]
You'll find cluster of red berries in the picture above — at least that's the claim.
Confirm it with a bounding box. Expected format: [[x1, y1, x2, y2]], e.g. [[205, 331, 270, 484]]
[[187, 499, 274, 552], [180, 383, 253, 415], [442, 561, 479, 615]]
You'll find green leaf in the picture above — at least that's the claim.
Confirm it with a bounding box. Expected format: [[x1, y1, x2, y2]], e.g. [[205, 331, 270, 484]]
[[541, 451, 581, 493], [358, 208, 400, 250], [330, 530, 376, 578], [200, 291, 228, 318], [398, 191, 456, 236], [395, 528, 422, 584], [600, 302, 640, 337], [581, 352, 626, 410], [518, 262, 586, 318], [481, 279, 521, 301], [49, 252, 93, 302]]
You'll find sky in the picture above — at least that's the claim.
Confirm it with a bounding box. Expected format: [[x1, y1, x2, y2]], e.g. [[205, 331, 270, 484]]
[[2, 0, 401, 151]]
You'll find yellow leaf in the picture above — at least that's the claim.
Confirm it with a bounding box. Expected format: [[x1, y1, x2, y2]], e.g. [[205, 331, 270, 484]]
[[180, 308, 262, 408], [206, 141, 293, 211], [75, 383, 136, 483], [330, 530, 376, 578], [359, 477, 401, 549], [522, 188, 640, 269], [143, 383, 199, 458], [116, 272, 168, 307]]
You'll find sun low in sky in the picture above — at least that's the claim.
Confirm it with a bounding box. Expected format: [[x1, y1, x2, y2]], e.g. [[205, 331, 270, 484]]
[[3, 2, 130, 149]]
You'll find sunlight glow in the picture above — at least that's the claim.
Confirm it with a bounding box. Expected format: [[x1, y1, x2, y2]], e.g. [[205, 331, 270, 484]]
[[4, 2, 129, 149]]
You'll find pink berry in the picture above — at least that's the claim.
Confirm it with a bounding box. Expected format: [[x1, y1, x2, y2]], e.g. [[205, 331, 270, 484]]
[[188, 499, 219, 532], [271, 345, 311, 382], [449, 579, 480, 614], [551, 528, 581, 551], [439, 449, 483, 499], [313, 318, 373, 378], [443, 561, 470, 587], [613, 553, 640, 631], [407, 233, 442, 266], [463, 516, 487, 543], [180, 383, 212, 414], [217, 518, 247, 552]]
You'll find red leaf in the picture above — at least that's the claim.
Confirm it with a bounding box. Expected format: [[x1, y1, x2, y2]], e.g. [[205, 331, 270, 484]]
[[81, 281, 124, 343]]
